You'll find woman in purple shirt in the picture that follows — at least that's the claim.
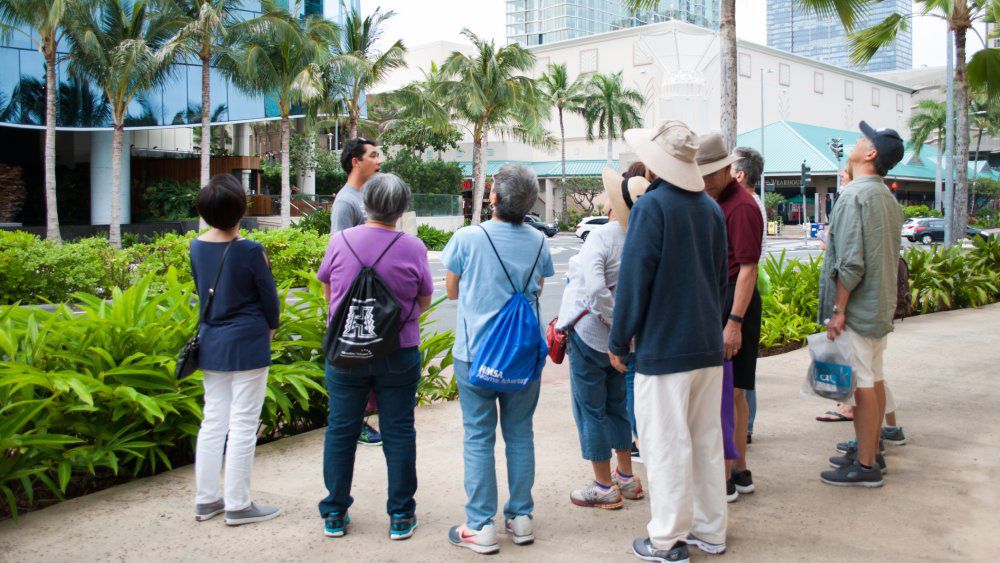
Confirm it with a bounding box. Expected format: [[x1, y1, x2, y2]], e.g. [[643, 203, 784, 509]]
[[315, 173, 433, 542]]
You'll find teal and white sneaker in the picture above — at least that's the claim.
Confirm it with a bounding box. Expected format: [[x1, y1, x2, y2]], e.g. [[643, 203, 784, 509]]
[[836, 438, 884, 454], [686, 533, 727, 555], [390, 514, 418, 540], [449, 522, 500, 554], [324, 512, 350, 537], [881, 426, 907, 446]]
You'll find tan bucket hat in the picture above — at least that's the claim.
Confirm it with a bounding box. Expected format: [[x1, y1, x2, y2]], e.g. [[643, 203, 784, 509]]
[[696, 133, 741, 176], [623, 120, 704, 192], [601, 167, 651, 230]]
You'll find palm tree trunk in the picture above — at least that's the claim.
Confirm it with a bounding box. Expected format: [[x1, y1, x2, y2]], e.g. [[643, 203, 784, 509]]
[[935, 152, 943, 212], [349, 106, 358, 139], [200, 55, 211, 188], [953, 26, 970, 238], [110, 123, 124, 248], [44, 50, 60, 243], [606, 136, 613, 169], [471, 125, 486, 226], [280, 114, 291, 228], [559, 108, 566, 224], [719, 0, 738, 151], [973, 126, 984, 214]]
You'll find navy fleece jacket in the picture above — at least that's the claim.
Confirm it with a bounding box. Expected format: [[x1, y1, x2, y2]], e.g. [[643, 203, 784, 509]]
[[608, 179, 728, 375]]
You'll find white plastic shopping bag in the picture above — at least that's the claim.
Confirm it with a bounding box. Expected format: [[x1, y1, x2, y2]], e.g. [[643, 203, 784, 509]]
[[802, 332, 856, 402]]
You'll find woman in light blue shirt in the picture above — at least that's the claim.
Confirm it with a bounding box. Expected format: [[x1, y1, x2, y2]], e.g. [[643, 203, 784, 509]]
[[441, 164, 554, 555]]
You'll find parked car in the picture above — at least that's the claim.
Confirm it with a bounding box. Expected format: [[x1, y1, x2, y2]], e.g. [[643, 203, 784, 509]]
[[901, 217, 933, 239], [575, 216, 609, 241], [908, 218, 991, 244], [524, 214, 558, 237]]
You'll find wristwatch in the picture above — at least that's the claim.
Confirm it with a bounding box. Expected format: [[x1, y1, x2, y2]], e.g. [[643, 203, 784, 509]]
[[832, 305, 843, 314], [728, 313, 744, 324]]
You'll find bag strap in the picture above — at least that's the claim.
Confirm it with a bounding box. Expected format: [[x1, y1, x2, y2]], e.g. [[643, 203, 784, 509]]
[[341, 230, 405, 269], [478, 225, 517, 294], [199, 238, 237, 326], [521, 236, 545, 294]]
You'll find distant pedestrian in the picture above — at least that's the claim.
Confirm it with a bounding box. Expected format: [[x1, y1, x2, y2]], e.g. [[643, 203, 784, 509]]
[[332, 137, 385, 446], [315, 173, 433, 540], [818, 122, 905, 487], [442, 164, 555, 555], [610, 121, 729, 562], [698, 134, 764, 503], [191, 174, 281, 526], [558, 167, 650, 510]]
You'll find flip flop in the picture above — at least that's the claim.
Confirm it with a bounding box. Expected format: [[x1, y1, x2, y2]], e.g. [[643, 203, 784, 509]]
[[816, 410, 853, 422]]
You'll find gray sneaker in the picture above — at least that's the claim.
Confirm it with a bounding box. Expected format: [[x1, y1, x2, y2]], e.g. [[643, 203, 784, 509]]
[[829, 450, 887, 473], [194, 499, 225, 522], [820, 460, 884, 488], [632, 538, 690, 563], [224, 502, 281, 526], [836, 438, 885, 454], [686, 533, 726, 555], [881, 426, 907, 446], [613, 472, 645, 500], [570, 482, 623, 509]]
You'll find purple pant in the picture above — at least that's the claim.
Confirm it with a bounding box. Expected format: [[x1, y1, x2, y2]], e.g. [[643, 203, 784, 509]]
[[722, 361, 739, 460]]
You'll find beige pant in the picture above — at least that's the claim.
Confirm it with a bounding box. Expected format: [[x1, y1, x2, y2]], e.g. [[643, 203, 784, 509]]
[[635, 367, 727, 548]]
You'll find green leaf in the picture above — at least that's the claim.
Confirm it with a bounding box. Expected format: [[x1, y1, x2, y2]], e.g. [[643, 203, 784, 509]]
[[58, 460, 72, 492], [968, 48, 1000, 110]]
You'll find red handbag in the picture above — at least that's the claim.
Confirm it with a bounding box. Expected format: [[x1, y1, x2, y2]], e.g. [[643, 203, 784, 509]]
[[546, 308, 590, 364]]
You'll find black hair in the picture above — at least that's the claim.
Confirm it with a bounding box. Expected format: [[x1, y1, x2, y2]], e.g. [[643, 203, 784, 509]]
[[340, 137, 376, 175], [197, 173, 246, 229]]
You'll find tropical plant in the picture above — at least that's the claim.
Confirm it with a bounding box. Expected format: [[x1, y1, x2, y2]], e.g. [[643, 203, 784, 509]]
[[143, 179, 200, 220], [539, 62, 588, 221], [171, 0, 241, 189], [901, 204, 942, 219], [0, 0, 73, 242], [582, 71, 644, 168], [759, 251, 824, 348], [439, 29, 550, 225], [802, 0, 1000, 245], [218, 0, 338, 228], [380, 116, 462, 155], [380, 151, 464, 195], [763, 192, 787, 220], [64, 0, 182, 248], [908, 99, 946, 212], [416, 224, 453, 251], [332, 6, 406, 139], [562, 177, 604, 215]]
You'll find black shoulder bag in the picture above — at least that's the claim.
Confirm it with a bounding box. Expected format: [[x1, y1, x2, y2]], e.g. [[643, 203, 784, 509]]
[[176, 239, 237, 379]]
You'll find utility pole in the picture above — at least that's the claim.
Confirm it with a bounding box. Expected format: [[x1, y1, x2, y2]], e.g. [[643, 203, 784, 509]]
[[944, 29, 956, 247], [800, 159, 811, 229]]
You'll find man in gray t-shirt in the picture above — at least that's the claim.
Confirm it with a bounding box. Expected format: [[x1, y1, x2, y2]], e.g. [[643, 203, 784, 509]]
[[331, 137, 381, 234]]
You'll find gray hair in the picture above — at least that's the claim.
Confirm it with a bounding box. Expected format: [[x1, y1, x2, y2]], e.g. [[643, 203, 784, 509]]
[[733, 146, 765, 188], [362, 173, 411, 224], [492, 164, 538, 224]]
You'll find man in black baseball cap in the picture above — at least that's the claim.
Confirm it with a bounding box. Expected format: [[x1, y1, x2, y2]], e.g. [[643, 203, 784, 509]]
[[858, 121, 905, 174]]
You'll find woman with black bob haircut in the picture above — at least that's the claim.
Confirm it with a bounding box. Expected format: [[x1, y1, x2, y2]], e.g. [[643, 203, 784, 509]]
[[190, 173, 282, 527]]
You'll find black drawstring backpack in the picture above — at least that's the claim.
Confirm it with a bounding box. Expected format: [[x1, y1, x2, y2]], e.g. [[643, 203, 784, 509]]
[[323, 231, 415, 368]]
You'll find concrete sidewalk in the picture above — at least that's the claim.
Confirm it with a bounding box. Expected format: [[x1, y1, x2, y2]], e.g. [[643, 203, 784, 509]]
[[2, 305, 999, 562]]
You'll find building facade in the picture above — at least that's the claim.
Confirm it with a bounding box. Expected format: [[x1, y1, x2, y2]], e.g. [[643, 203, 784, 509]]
[[766, 0, 912, 73], [506, 0, 719, 47], [0, 0, 355, 227]]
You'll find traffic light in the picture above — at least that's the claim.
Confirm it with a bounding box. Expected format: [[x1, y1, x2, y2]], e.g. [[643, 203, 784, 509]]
[[801, 160, 812, 185], [828, 137, 843, 160]]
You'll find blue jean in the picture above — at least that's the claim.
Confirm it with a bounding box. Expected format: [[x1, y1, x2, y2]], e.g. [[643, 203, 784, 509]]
[[746, 389, 757, 434], [318, 347, 421, 518], [567, 333, 632, 461], [455, 359, 541, 530], [625, 355, 637, 439]]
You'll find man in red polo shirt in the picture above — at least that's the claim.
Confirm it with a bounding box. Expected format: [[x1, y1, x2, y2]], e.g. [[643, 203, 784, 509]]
[[697, 133, 764, 503]]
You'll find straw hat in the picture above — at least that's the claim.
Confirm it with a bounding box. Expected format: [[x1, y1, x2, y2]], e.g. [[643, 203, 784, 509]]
[[601, 167, 651, 230], [623, 120, 704, 192], [695, 133, 741, 176]]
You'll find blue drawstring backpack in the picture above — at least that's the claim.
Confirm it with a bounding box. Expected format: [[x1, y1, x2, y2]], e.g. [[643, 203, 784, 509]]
[[467, 226, 548, 392]]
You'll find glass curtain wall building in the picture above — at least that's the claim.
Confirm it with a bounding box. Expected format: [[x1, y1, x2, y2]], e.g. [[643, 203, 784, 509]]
[[0, 0, 356, 130], [766, 0, 912, 73], [507, 0, 720, 47]]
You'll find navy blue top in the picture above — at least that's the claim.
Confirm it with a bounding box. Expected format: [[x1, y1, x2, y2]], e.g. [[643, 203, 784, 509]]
[[608, 179, 729, 375], [190, 238, 281, 371]]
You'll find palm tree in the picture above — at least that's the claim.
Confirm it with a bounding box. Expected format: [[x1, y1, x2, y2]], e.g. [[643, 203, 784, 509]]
[[333, 6, 406, 139], [582, 71, 644, 169], [802, 0, 993, 243], [0, 0, 72, 242], [218, 0, 337, 227], [626, 0, 738, 149], [908, 99, 946, 212], [439, 29, 549, 226], [64, 0, 181, 248], [539, 62, 587, 222], [969, 95, 1000, 213], [172, 0, 241, 190]]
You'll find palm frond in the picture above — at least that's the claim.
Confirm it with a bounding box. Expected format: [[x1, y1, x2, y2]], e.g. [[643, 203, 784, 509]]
[[849, 12, 908, 66]]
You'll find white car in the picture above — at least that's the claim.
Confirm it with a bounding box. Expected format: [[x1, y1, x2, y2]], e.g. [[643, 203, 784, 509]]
[[901, 217, 933, 238], [575, 216, 610, 241]]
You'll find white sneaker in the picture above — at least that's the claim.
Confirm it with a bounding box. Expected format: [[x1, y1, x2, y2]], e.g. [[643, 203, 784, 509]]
[[504, 514, 534, 545], [448, 522, 499, 554]]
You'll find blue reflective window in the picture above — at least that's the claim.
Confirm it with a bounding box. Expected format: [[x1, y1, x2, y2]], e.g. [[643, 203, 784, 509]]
[[226, 79, 265, 121], [162, 69, 189, 125], [16, 49, 45, 125]]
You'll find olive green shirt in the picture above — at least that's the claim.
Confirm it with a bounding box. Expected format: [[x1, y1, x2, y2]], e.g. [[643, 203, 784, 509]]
[[819, 175, 904, 339]]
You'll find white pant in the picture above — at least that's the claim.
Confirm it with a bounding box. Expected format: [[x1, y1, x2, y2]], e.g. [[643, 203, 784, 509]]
[[635, 367, 727, 548], [195, 367, 268, 511]]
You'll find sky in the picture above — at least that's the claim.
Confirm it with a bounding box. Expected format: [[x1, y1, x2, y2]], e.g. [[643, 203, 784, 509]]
[[360, 0, 969, 70]]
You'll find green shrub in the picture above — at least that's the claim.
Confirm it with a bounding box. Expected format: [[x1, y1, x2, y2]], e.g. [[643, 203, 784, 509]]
[[901, 204, 942, 219], [249, 229, 327, 287], [144, 179, 200, 220], [417, 225, 453, 251], [381, 152, 463, 195], [973, 206, 1000, 229], [759, 251, 823, 349], [295, 209, 331, 236], [0, 232, 121, 303]]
